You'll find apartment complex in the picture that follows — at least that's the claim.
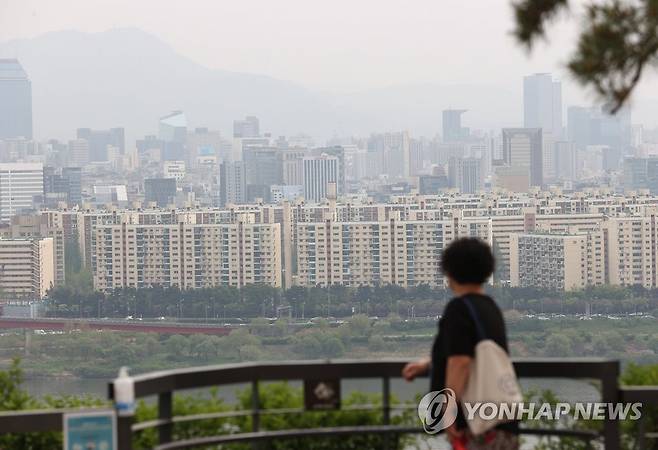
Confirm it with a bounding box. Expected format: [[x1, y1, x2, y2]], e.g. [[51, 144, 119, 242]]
[[297, 220, 450, 287], [0, 214, 66, 286], [510, 232, 605, 291], [36, 189, 658, 291], [92, 215, 281, 290], [0, 237, 54, 299], [510, 211, 658, 291], [602, 215, 658, 288]]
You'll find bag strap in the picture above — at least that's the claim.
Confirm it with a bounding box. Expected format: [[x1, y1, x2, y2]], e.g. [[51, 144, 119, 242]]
[[462, 296, 487, 341]]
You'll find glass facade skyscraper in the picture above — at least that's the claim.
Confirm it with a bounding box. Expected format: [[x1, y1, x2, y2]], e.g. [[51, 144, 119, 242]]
[[0, 59, 33, 140]]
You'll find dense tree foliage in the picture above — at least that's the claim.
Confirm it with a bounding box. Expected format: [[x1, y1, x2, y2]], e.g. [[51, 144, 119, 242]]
[[45, 283, 658, 320]]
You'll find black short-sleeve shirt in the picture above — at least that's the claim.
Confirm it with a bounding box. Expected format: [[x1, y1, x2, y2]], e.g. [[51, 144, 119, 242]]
[[430, 293, 519, 434]]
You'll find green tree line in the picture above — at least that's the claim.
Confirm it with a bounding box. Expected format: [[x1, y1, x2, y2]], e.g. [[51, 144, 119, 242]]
[[46, 283, 658, 320]]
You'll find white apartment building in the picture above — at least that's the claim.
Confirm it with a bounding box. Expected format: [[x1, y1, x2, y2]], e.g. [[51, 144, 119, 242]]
[[92, 218, 281, 291], [0, 163, 43, 223], [602, 215, 658, 288], [0, 237, 54, 299], [0, 214, 66, 286], [510, 232, 605, 291], [295, 217, 492, 288]]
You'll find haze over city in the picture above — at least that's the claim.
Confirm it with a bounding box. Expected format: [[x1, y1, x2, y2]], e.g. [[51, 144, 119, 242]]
[[3, 0, 658, 142], [1, 2, 658, 449]]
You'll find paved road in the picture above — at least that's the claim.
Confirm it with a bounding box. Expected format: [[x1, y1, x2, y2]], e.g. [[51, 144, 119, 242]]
[[0, 317, 233, 335]]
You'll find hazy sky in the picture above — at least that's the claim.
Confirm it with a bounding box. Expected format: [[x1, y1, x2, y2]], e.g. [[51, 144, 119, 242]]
[[4, 0, 658, 132], [1, 0, 583, 91]]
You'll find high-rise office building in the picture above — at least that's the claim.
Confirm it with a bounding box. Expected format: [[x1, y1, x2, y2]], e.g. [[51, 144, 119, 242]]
[[278, 148, 306, 186], [623, 157, 658, 193], [418, 174, 449, 194], [219, 161, 247, 206], [186, 127, 223, 169], [68, 139, 90, 167], [502, 128, 543, 187], [554, 142, 578, 181], [43, 167, 81, 208], [312, 146, 346, 196], [0, 163, 44, 223], [62, 167, 82, 206], [243, 147, 281, 201], [159, 111, 187, 143], [0, 59, 32, 140], [233, 116, 260, 138], [159, 111, 187, 161], [303, 154, 339, 203], [136, 135, 165, 159], [442, 109, 469, 142], [524, 73, 562, 138], [144, 178, 177, 207], [448, 157, 482, 194], [567, 106, 595, 148], [76, 128, 125, 162], [567, 105, 631, 170], [43, 166, 68, 207], [367, 132, 410, 179]]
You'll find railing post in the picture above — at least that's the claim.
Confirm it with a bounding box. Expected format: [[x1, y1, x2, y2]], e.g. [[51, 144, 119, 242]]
[[159, 391, 173, 445], [251, 380, 260, 450], [117, 415, 133, 450], [382, 376, 391, 450], [382, 376, 390, 425], [637, 413, 647, 450], [251, 380, 260, 432], [601, 361, 621, 450]]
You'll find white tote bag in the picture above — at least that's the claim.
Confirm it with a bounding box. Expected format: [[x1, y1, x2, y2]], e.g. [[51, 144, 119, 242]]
[[460, 298, 523, 435]]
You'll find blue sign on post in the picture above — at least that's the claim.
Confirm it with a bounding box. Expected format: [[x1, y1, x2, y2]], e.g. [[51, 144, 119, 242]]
[[64, 410, 117, 450]]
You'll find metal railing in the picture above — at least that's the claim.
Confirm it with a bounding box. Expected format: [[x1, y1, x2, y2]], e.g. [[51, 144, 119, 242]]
[[0, 358, 657, 449]]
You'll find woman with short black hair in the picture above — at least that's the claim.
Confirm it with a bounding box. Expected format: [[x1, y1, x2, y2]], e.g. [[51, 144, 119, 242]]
[[403, 237, 519, 450]]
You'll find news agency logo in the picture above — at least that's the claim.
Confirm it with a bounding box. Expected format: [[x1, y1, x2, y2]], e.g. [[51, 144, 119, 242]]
[[417, 388, 458, 434], [417, 390, 644, 435]]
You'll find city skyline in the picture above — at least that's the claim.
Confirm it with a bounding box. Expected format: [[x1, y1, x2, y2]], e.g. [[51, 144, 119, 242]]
[[2, 24, 658, 142]]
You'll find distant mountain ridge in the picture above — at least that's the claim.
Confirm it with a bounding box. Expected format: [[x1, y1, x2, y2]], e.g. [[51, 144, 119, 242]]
[[0, 28, 521, 143]]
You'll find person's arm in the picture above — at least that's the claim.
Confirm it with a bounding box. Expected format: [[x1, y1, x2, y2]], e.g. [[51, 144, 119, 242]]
[[445, 354, 473, 440], [445, 355, 472, 398], [402, 356, 430, 381]]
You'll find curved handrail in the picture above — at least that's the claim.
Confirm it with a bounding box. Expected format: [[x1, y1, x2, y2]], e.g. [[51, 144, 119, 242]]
[[108, 357, 619, 399], [105, 358, 626, 450]]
